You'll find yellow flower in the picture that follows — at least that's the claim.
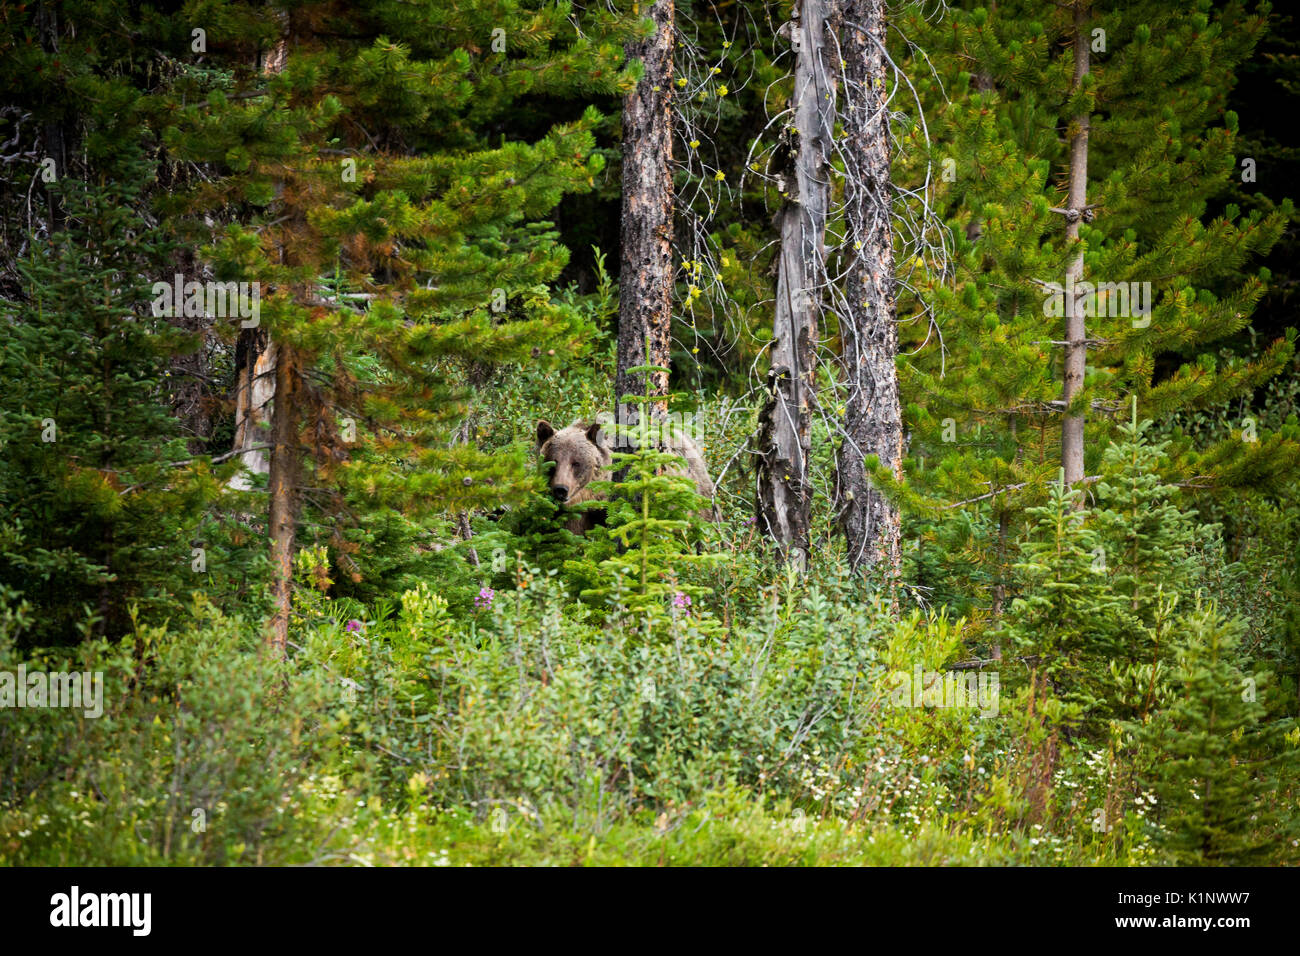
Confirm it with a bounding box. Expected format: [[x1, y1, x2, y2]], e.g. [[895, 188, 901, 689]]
[[714, 170, 725, 181], [717, 84, 729, 97], [689, 139, 700, 149]]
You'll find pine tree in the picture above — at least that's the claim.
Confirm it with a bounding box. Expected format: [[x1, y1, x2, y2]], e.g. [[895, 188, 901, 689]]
[[835, 0, 905, 580], [895, 0, 1297, 608], [1093, 403, 1202, 718], [158, 1, 636, 650], [1001, 414, 1212, 726], [616, 0, 675, 424]]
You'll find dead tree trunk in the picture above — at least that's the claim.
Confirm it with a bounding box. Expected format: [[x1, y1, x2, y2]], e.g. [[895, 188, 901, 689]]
[[836, 0, 902, 580], [230, 330, 274, 487], [756, 0, 836, 564], [258, 18, 296, 655], [616, 0, 675, 428], [230, 17, 289, 494], [1061, 1, 1091, 486]]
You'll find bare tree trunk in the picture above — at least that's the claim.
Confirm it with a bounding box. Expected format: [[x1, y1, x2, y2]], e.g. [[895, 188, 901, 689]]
[[230, 20, 289, 492], [259, 19, 295, 656], [230, 330, 274, 487], [757, 0, 835, 564], [836, 0, 902, 581], [616, 0, 675, 426], [266, 345, 300, 656], [1061, 1, 1091, 486]]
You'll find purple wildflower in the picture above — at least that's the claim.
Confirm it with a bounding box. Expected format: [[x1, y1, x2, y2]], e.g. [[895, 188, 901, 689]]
[[672, 592, 691, 609], [345, 619, 364, 633], [475, 587, 495, 610]]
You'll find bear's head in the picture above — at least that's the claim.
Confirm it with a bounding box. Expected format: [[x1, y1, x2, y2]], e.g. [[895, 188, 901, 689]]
[[536, 419, 612, 505]]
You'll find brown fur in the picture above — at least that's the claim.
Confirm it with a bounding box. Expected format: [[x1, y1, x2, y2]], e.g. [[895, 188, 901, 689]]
[[536, 418, 716, 535]]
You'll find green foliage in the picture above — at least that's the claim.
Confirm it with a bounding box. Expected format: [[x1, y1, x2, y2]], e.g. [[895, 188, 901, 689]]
[[1125, 608, 1299, 865], [996, 472, 1113, 726], [136, 0, 641, 603], [563, 369, 723, 634], [998, 416, 1229, 729], [0, 157, 230, 646], [895, 0, 1297, 620], [304, 566, 907, 818], [0, 594, 339, 865], [4, 0, 1300, 870]]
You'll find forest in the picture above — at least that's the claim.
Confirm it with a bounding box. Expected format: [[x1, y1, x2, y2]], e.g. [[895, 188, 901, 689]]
[[1, 0, 1298, 869]]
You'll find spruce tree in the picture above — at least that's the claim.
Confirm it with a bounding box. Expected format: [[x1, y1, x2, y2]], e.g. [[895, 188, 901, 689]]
[[1092, 404, 1202, 717], [0, 145, 215, 645], [1127, 607, 1299, 865], [1002, 414, 1214, 727], [997, 471, 1117, 725], [566, 363, 722, 636]]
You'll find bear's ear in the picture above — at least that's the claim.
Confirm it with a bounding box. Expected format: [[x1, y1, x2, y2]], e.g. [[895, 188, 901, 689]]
[[586, 422, 605, 447], [536, 420, 555, 447]]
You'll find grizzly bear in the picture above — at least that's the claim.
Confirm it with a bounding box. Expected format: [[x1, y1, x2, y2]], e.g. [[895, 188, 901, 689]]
[[535, 418, 716, 536]]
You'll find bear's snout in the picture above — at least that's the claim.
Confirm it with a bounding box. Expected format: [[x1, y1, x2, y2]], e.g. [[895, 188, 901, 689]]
[[535, 419, 620, 533]]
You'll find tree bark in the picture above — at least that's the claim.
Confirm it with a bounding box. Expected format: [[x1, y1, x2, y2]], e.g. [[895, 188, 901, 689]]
[[1061, 1, 1091, 486], [616, 0, 675, 426], [230, 329, 274, 486], [231, 19, 289, 493], [757, 0, 835, 564], [266, 344, 300, 656], [836, 0, 902, 580], [259, 19, 295, 656]]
